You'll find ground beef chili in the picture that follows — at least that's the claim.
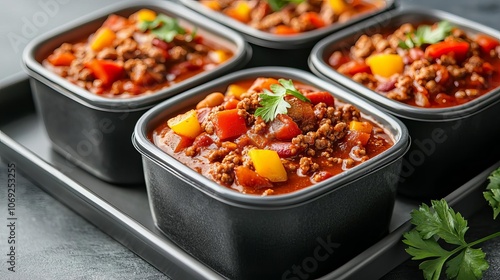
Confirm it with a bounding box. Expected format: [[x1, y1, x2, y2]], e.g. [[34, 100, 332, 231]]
[[199, 0, 384, 35], [44, 9, 233, 98], [328, 21, 500, 108], [151, 77, 393, 196]]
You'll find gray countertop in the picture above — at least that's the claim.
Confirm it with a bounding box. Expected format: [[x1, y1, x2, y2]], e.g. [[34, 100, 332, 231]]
[[1, 0, 500, 279]]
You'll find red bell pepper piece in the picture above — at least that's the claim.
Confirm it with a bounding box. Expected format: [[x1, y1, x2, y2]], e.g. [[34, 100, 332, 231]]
[[85, 59, 124, 86], [476, 34, 500, 54], [303, 91, 335, 107], [234, 166, 273, 190], [303, 12, 325, 29], [163, 130, 193, 153], [47, 52, 75, 66], [425, 41, 469, 60], [338, 61, 371, 76], [268, 114, 301, 141], [214, 109, 247, 140]]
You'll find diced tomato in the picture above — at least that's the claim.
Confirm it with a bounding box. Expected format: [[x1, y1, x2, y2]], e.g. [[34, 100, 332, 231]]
[[163, 130, 193, 153], [152, 38, 170, 59], [347, 131, 371, 146], [214, 109, 247, 140], [425, 41, 469, 60], [234, 166, 273, 190], [47, 52, 75, 66], [102, 14, 128, 31], [303, 12, 325, 29], [268, 142, 299, 158], [85, 59, 124, 86], [224, 98, 240, 110], [248, 77, 280, 92], [476, 34, 500, 54], [268, 114, 301, 141], [328, 52, 350, 68], [303, 91, 335, 107], [483, 62, 495, 75], [338, 61, 371, 76], [193, 133, 213, 148], [273, 25, 298, 35]]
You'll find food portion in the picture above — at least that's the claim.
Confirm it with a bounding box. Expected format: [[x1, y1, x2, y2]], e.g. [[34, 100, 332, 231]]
[[199, 0, 385, 35], [328, 21, 500, 108], [44, 9, 233, 97], [151, 77, 393, 195]]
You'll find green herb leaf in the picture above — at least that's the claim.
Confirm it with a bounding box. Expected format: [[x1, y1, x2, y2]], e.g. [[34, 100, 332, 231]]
[[403, 199, 497, 280], [138, 13, 190, 43], [484, 167, 500, 219], [267, 0, 305, 12], [254, 79, 310, 122], [399, 21, 454, 49], [445, 247, 489, 280]]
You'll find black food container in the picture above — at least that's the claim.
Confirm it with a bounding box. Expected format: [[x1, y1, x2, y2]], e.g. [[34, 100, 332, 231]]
[[22, 0, 250, 184], [179, 0, 396, 70], [309, 8, 500, 198], [133, 67, 409, 279]]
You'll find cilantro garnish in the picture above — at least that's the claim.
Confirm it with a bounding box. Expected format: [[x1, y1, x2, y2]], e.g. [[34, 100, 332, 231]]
[[484, 167, 500, 219], [254, 79, 310, 122], [267, 0, 305, 12], [403, 198, 500, 280], [138, 14, 194, 43], [398, 21, 454, 49]]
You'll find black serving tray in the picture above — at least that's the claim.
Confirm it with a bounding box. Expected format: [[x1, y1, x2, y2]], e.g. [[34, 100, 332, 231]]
[[0, 74, 494, 279]]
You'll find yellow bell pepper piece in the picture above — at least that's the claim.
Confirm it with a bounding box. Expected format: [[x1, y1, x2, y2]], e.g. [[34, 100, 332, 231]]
[[137, 9, 157, 22], [366, 54, 404, 78], [225, 84, 247, 99], [328, 0, 349, 15], [249, 149, 287, 183], [210, 50, 230, 64], [90, 27, 116, 52], [226, 2, 251, 23], [201, 0, 221, 11], [349, 121, 373, 134], [167, 109, 203, 139]]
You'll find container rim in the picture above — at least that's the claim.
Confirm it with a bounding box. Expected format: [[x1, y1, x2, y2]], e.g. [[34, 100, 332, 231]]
[[133, 66, 410, 209], [309, 7, 500, 122], [22, 0, 251, 111], [178, 0, 396, 49]]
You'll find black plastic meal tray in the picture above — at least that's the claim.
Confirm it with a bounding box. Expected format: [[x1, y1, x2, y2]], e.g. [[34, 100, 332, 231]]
[[0, 74, 493, 279]]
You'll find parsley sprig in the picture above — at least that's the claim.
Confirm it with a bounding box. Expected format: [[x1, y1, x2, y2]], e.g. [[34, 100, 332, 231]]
[[138, 14, 195, 43], [404, 165, 500, 280], [254, 79, 310, 122], [403, 199, 499, 280], [267, 0, 305, 12], [484, 168, 500, 219], [399, 21, 454, 49]]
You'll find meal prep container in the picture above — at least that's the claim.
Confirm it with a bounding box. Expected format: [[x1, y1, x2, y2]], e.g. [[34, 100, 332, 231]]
[[309, 8, 500, 198], [179, 0, 396, 70], [22, 0, 250, 184], [133, 67, 410, 279]]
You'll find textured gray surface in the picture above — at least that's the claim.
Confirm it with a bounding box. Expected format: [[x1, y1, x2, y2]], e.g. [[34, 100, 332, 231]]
[[0, 161, 168, 280], [1, 0, 500, 279]]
